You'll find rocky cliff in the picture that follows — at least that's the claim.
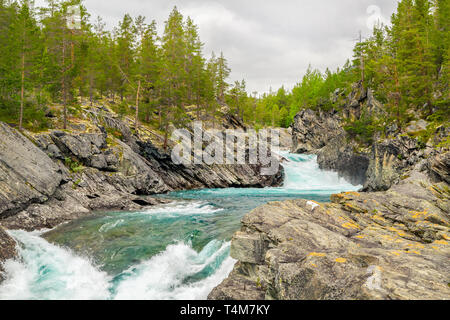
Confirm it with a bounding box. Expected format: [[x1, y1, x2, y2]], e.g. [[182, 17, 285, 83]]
[[0, 227, 16, 282], [209, 152, 450, 300], [209, 83, 450, 300], [291, 82, 448, 192], [0, 106, 283, 268], [291, 108, 369, 186]]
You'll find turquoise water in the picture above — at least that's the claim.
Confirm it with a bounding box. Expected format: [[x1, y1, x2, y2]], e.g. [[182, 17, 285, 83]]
[[0, 153, 360, 300]]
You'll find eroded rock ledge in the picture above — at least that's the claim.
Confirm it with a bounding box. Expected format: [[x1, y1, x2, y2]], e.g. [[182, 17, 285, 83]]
[[209, 157, 450, 300], [0, 227, 16, 282], [0, 112, 283, 271], [290, 83, 449, 192]]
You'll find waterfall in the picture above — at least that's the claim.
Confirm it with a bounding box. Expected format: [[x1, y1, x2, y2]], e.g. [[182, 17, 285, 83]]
[[0, 152, 360, 300]]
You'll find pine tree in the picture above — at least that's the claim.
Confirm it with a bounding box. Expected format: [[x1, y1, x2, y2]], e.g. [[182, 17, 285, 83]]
[[40, 1, 70, 128], [138, 20, 161, 124], [184, 17, 205, 118], [115, 13, 136, 102], [391, 0, 435, 118], [161, 6, 187, 150], [431, 0, 450, 115], [203, 53, 219, 126], [13, 1, 41, 130], [0, 1, 18, 103], [216, 51, 230, 103]]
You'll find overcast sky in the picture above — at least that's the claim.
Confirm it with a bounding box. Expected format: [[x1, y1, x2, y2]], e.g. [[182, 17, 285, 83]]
[[36, 0, 399, 94]]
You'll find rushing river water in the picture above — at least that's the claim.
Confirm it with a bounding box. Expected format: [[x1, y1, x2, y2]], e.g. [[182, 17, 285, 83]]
[[0, 152, 360, 300]]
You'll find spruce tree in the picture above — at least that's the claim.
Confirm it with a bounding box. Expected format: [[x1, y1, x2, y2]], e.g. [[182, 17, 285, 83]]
[[161, 6, 187, 150], [216, 51, 230, 103], [13, 1, 41, 130]]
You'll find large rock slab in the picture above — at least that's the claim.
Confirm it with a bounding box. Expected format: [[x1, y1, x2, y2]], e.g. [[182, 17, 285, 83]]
[[429, 152, 450, 184], [0, 227, 16, 281], [291, 109, 344, 154], [290, 109, 369, 186], [231, 232, 268, 264], [209, 173, 450, 300], [138, 140, 284, 190], [0, 123, 62, 217]]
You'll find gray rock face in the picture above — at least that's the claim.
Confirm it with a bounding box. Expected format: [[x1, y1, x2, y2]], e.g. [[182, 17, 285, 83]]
[[343, 83, 386, 120], [0, 123, 62, 218], [209, 170, 450, 300], [138, 141, 283, 190], [231, 232, 268, 264], [363, 136, 422, 191], [0, 119, 283, 232], [289, 83, 443, 191], [316, 134, 369, 186], [0, 227, 16, 281], [277, 128, 293, 150], [291, 109, 369, 186], [429, 152, 450, 184], [36, 130, 170, 195], [291, 109, 343, 154]]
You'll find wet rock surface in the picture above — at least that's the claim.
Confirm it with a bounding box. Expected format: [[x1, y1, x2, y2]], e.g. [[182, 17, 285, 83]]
[[0, 122, 63, 218], [291, 109, 344, 154], [209, 165, 450, 300], [290, 83, 448, 191], [0, 118, 283, 232], [228, 82, 450, 300], [291, 108, 370, 187], [0, 227, 16, 281]]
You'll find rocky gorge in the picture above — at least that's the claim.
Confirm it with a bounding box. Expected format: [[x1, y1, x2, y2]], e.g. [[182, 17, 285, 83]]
[[0, 83, 449, 299], [0, 106, 283, 279], [209, 84, 450, 300]]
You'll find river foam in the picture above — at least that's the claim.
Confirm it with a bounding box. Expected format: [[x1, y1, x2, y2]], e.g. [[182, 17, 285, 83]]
[[113, 240, 235, 300], [0, 230, 234, 300], [280, 152, 358, 192], [0, 152, 360, 300], [0, 230, 111, 300]]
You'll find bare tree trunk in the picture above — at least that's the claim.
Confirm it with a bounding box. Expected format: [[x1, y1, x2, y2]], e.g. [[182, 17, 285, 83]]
[[19, 50, 25, 131], [196, 93, 200, 120], [71, 31, 75, 65], [163, 120, 169, 152], [163, 105, 170, 152], [159, 105, 162, 129], [360, 55, 365, 84], [393, 64, 401, 129], [62, 35, 67, 130], [135, 80, 141, 133], [89, 74, 93, 106], [359, 31, 365, 84]]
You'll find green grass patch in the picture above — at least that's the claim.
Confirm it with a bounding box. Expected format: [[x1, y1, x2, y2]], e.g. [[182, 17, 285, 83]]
[[64, 157, 84, 173]]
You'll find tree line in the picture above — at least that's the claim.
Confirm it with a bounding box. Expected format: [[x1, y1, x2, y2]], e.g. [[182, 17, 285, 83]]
[[1, 0, 448, 137], [0, 0, 240, 148], [251, 0, 449, 130]]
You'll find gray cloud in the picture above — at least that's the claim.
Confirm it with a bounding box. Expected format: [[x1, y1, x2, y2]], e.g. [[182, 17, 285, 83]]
[[35, 0, 399, 93]]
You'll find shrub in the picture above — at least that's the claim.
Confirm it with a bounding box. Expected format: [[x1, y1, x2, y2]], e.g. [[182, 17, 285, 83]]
[[0, 98, 50, 132], [64, 157, 84, 173], [343, 116, 381, 145]]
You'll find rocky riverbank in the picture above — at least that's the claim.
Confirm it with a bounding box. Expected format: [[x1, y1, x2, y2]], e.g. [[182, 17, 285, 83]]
[[209, 83, 450, 300], [0, 105, 283, 271], [209, 152, 450, 300], [291, 82, 449, 191], [0, 227, 16, 282]]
